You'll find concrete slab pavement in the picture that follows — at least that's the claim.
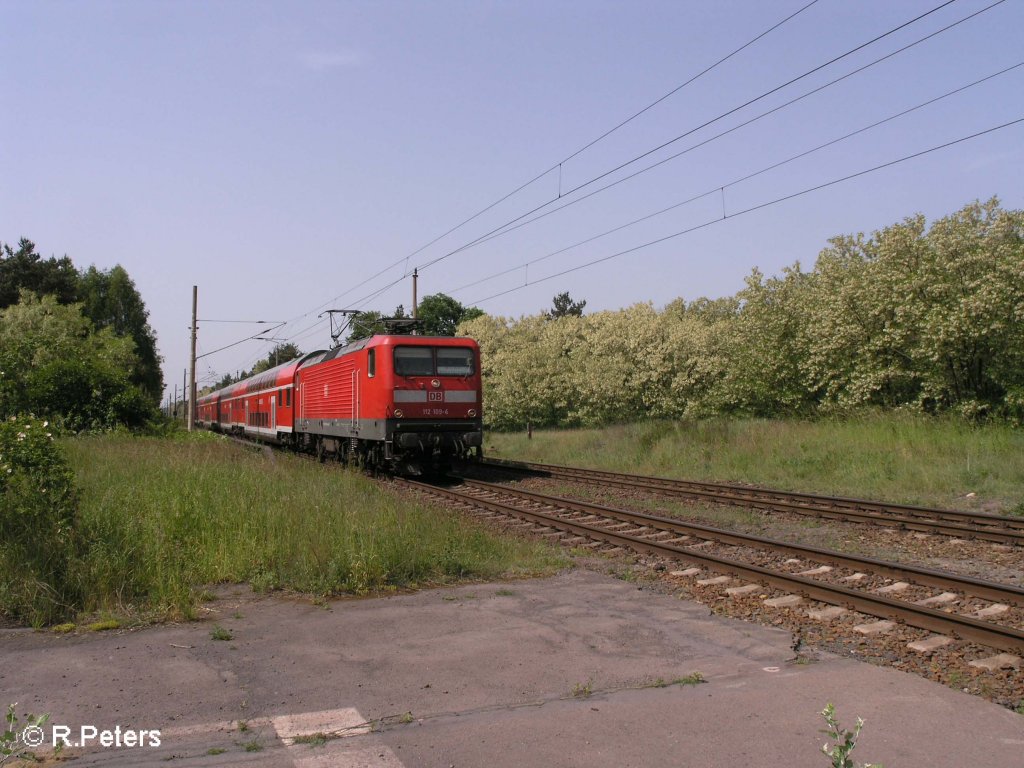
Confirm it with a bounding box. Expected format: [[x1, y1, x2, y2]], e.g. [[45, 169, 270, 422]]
[[1, 570, 1021, 766]]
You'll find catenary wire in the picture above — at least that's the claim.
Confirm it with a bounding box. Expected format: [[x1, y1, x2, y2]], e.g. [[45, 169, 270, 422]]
[[237, 0, 972, 357], [255, 0, 826, 342], [468, 117, 1024, 305], [227, 0, 986, 359], [447, 60, 1024, 295], [195, 323, 286, 361], [416, 0, 993, 275], [385, 0, 824, 277]]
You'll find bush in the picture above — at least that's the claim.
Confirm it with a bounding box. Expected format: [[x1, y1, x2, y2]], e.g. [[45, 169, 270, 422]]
[[0, 415, 79, 624]]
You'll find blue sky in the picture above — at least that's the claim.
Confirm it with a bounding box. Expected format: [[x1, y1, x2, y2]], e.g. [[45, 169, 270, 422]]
[[3, 0, 1022, 399]]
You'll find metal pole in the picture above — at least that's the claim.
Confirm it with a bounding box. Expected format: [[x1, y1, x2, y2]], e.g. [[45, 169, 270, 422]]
[[412, 268, 418, 335], [188, 286, 197, 432]]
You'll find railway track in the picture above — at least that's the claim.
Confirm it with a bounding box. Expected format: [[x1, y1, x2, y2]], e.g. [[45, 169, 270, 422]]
[[399, 477, 1024, 654], [480, 458, 1024, 545]]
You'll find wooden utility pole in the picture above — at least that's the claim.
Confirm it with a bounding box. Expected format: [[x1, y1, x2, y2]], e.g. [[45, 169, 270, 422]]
[[188, 285, 197, 432]]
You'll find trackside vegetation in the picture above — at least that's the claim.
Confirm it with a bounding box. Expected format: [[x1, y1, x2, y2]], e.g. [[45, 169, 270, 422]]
[[0, 241, 164, 427], [0, 416, 79, 625], [463, 199, 1024, 429], [487, 416, 1024, 512], [37, 434, 561, 624]]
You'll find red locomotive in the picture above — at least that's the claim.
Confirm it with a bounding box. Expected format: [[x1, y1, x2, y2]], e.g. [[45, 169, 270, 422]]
[[196, 334, 483, 474]]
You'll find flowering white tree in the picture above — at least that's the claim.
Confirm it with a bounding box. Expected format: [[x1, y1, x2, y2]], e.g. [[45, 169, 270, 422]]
[[460, 199, 1024, 429]]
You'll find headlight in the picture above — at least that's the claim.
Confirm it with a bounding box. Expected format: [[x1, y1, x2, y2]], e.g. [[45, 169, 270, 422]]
[[468, 409, 477, 417], [394, 409, 404, 419]]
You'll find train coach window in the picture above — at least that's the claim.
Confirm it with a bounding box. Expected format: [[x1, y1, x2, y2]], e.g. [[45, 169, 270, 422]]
[[368, 349, 376, 378], [437, 347, 474, 376], [394, 347, 434, 376]]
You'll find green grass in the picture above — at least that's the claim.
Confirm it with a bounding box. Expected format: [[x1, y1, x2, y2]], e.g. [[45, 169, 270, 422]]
[[571, 679, 593, 698], [673, 672, 705, 686], [60, 433, 565, 621], [292, 732, 329, 746], [486, 415, 1024, 512], [84, 618, 121, 632]]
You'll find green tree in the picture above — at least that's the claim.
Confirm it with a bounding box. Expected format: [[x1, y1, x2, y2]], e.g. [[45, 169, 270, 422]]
[[416, 293, 484, 336], [545, 291, 586, 319], [0, 293, 153, 429], [454, 199, 1024, 429], [803, 198, 1024, 416], [0, 239, 79, 309], [711, 266, 815, 416], [250, 343, 304, 374], [346, 310, 390, 342], [78, 265, 163, 405]]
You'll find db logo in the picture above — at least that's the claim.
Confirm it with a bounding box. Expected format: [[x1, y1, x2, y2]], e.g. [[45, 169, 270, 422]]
[[428, 392, 443, 402]]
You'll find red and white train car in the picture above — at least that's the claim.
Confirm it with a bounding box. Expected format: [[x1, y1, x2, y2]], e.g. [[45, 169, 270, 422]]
[[197, 335, 483, 474]]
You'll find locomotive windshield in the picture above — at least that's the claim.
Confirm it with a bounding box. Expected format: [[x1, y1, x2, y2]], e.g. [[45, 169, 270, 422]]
[[394, 346, 475, 377]]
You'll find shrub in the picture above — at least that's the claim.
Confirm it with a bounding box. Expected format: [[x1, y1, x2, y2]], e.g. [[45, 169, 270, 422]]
[[0, 415, 79, 624]]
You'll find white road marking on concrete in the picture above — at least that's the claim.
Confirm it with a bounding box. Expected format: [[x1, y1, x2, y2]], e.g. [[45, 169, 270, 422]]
[[272, 707, 372, 744], [272, 707, 407, 768], [290, 741, 406, 768]]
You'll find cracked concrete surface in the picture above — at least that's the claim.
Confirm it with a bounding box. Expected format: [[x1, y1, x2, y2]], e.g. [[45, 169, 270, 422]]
[[2, 570, 1021, 766]]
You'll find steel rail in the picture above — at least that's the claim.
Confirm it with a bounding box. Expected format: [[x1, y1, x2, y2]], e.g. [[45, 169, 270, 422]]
[[459, 478, 1024, 607], [401, 479, 1024, 652], [481, 458, 1024, 542]]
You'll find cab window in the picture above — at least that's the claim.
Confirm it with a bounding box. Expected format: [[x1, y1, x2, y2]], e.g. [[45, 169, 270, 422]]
[[437, 347, 474, 375], [394, 347, 434, 376], [394, 346, 475, 376], [368, 348, 376, 378]]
